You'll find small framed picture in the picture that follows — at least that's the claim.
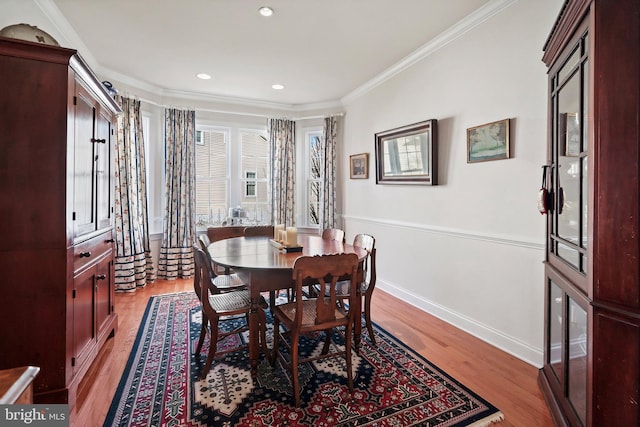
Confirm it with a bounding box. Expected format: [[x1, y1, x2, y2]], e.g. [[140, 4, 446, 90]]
[[467, 118, 510, 163], [563, 112, 580, 156], [350, 153, 369, 179]]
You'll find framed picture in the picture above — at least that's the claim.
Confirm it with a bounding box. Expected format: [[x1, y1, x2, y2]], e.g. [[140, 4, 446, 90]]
[[374, 119, 438, 185], [563, 112, 580, 156], [466, 118, 510, 163], [349, 153, 369, 179]]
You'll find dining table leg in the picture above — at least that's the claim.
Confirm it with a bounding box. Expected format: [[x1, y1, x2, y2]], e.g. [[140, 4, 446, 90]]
[[239, 269, 291, 378]]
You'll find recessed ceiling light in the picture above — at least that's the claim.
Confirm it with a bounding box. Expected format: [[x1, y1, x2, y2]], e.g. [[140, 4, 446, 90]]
[[271, 84, 284, 90], [196, 73, 211, 80], [258, 6, 274, 17]]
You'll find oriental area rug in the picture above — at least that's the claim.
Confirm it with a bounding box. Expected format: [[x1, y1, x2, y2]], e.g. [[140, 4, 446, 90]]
[[104, 292, 503, 426]]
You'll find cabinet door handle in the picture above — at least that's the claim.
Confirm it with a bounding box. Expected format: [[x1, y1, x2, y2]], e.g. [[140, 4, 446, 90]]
[[105, 239, 115, 243], [79, 251, 91, 258], [91, 138, 106, 143], [96, 274, 106, 281]]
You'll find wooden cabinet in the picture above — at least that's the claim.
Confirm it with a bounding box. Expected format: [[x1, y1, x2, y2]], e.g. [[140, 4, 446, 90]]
[[0, 36, 120, 408], [539, 1, 640, 426]]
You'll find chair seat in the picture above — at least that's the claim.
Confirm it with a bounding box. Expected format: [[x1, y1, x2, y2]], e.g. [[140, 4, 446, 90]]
[[275, 299, 348, 330], [208, 289, 251, 314], [212, 273, 247, 291]]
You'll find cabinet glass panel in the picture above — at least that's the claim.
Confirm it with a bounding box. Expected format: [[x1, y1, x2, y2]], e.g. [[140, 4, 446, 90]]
[[549, 281, 564, 382], [557, 242, 580, 269], [568, 298, 587, 425], [556, 71, 581, 269], [551, 32, 589, 275], [582, 59, 589, 151], [581, 157, 588, 249], [558, 48, 580, 83]]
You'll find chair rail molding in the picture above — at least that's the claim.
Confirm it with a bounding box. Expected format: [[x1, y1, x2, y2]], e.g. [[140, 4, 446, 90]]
[[341, 214, 545, 251]]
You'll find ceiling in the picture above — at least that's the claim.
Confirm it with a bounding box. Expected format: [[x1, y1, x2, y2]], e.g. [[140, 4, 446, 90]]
[[48, 0, 492, 107]]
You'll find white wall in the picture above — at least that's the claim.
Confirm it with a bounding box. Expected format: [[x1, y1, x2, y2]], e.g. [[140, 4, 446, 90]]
[[340, 0, 562, 366]]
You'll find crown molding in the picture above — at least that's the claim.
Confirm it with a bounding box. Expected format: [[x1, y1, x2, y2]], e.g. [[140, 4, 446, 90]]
[[34, 0, 98, 67], [36, 0, 517, 112], [341, 0, 519, 105]]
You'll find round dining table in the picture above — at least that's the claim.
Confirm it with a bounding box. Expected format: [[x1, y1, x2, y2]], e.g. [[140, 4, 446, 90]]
[[207, 234, 368, 377]]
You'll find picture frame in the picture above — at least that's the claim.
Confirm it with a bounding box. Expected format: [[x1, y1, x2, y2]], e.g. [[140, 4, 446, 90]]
[[374, 119, 437, 185], [563, 112, 580, 156], [466, 118, 510, 163], [349, 153, 369, 179]]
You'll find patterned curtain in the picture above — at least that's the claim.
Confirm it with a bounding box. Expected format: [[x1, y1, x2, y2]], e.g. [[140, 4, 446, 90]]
[[320, 116, 338, 229], [158, 108, 196, 279], [113, 96, 156, 292], [269, 118, 296, 226]]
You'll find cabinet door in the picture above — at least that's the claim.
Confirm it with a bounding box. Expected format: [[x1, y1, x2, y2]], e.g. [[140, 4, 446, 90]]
[[73, 83, 97, 238], [72, 264, 96, 375], [95, 254, 113, 333], [95, 108, 114, 231]]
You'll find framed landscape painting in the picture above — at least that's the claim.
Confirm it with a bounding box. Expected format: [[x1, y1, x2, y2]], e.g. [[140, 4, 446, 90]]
[[467, 118, 510, 163]]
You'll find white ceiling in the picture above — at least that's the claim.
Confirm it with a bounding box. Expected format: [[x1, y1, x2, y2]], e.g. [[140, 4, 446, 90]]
[[47, 0, 493, 107]]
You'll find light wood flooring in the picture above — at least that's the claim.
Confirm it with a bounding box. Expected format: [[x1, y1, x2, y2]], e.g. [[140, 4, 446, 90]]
[[71, 279, 553, 426]]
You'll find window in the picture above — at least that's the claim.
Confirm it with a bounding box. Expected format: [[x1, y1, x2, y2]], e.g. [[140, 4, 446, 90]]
[[240, 131, 270, 224], [245, 171, 256, 197], [306, 130, 323, 226], [195, 128, 228, 226]]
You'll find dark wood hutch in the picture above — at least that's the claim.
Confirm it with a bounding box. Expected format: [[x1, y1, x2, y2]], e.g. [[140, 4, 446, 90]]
[[0, 36, 119, 407], [539, 0, 639, 425]]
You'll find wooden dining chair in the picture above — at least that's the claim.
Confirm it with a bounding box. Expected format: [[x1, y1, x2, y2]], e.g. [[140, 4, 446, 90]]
[[310, 234, 377, 346], [243, 225, 274, 237], [270, 253, 359, 407], [321, 228, 345, 242], [352, 234, 377, 346], [197, 234, 247, 293], [192, 246, 267, 378]]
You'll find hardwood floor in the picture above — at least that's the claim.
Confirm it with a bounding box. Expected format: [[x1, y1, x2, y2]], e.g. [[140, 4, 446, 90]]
[[71, 279, 552, 426]]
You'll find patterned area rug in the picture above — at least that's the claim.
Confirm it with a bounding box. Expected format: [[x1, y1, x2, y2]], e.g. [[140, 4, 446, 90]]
[[104, 292, 503, 426]]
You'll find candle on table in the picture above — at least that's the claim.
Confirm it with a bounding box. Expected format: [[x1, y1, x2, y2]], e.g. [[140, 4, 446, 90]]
[[274, 224, 284, 240], [286, 227, 297, 246], [278, 230, 287, 243]]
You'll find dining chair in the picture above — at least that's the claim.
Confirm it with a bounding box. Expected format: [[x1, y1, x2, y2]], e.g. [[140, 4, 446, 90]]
[[352, 234, 377, 346], [243, 225, 274, 237], [310, 234, 377, 346], [270, 253, 359, 407], [321, 228, 345, 242], [198, 233, 228, 275], [192, 246, 267, 378], [197, 233, 247, 293]]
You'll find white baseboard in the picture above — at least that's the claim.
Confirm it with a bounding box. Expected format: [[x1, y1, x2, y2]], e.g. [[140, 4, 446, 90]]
[[377, 279, 544, 368]]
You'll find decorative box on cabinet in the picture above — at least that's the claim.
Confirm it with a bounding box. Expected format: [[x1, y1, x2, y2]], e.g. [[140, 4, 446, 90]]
[[0, 36, 120, 408], [539, 1, 640, 426]]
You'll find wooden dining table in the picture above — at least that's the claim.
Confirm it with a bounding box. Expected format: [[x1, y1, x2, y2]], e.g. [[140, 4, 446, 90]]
[[207, 234, 368, 377]]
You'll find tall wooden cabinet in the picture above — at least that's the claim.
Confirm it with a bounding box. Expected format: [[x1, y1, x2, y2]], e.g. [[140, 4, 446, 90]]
[[0, 36, 119, 407], [539, 1, 639, 426]]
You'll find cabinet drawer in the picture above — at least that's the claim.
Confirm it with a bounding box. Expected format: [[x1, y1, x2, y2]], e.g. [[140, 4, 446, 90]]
[[73, 232, 114, 273]]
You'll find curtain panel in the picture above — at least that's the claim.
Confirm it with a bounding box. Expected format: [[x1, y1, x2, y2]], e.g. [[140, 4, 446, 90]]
[[113, 96, 156, 291], [269, 118, 296, 226], [321, 116, 338, 229], [158, 108, 196, 279]]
